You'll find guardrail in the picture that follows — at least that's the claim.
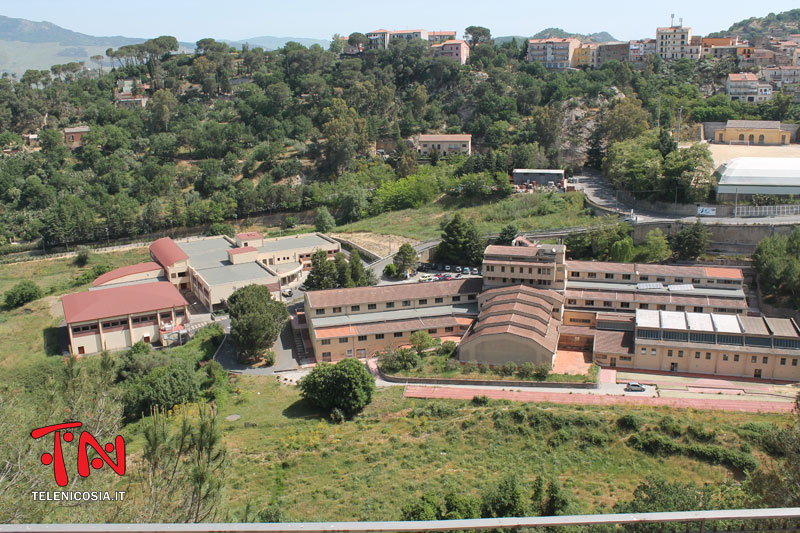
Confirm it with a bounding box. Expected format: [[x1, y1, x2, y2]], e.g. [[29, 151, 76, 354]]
[[4, 507, 799, 532], [735, 204, 800, 218]]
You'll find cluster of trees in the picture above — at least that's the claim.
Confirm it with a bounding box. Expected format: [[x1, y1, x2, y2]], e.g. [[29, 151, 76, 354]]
[[305, 249, 377, 290], [384, 243, 419, 279], [753, 228, 800, 306], [566, 222, 710, 262], [436, 213, 485, 266], [298, 358, 375, 421], [3, 280, 43, 309]]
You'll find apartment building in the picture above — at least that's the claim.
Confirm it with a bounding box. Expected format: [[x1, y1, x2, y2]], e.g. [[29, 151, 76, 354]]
[[527, 38, 580, 70], [656, 25, 700, 60], [628, 39, 656, 68], [596, 42, 630, 67], [482, 244, 567, 290], [726, 73, 773, 103], [62, 282, 189, 355], [415, 134, 472, 155], [428, 31, 457, 43], [431, 39, 470, 64], [63, 126, 90, 149], [390, 30, 429, 42], [764, 66, 800, 88], [572, 44, 597, 68], [304, 279, 482, 361], [366, 29, 390, 49]]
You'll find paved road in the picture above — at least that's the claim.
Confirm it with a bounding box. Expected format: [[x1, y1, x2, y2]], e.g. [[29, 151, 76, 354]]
[[214, 323, 300, 375]]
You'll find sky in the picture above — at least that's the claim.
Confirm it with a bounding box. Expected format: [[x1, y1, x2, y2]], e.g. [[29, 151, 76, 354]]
[[3, 0, 799, 43]]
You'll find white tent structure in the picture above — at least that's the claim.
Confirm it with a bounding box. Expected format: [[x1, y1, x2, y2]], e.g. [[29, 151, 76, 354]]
[[716, 157, 800, 201]]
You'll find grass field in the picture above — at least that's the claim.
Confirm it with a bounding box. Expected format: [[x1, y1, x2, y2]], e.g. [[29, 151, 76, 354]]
[[337, 192, 608, 241], [0, 247, 150, 374], [213, 377, 790, 521]]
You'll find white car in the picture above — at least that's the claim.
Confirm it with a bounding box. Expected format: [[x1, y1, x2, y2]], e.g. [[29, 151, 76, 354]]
[[281, 288, 293, 298]]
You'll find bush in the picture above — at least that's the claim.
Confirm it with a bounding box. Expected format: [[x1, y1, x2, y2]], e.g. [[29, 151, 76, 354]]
[[498, 361, 516, 376], [478, 364, 489, 374], [687, 424, 716, 443], [472, 395, 490, 406], [658, 415, 683, 437], [533, 363, 551, 380], [298, 358, 376, 417], [445, 359, 460, 372], [518, 362, 535, 379], [74, 245, 91, 266], [282, 215, 298, 229], [463, 361, 478, 374], [383, 263, 397, 278], [206, 222, 235, 237], [438, 340, 457, 358], [617, 413, 644, 432], [74, 264, 112, 286], [123, 359, 199, 420], [330, 408, 345, 424], [378, 348, 420, 374], [4, 280, 43, 308]]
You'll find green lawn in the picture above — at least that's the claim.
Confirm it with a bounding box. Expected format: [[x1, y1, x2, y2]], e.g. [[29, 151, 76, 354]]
[[337, 192, 611, 241], [0, 247, 150, 373], [213, 377, 789, 521]]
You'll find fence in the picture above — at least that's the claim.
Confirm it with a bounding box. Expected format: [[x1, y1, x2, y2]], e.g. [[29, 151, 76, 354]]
[[735, 204, 800, 218]]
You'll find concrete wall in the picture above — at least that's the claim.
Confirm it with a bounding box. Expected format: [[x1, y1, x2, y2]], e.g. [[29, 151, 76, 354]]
[[616, 190, 735, 217], [631, 220, 799, 248], [459, 334, 555, 367]]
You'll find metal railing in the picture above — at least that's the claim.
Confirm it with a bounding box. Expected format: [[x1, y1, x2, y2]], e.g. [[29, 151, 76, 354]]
[[735, 205, 800, 218], [3, 508, 800, 532]]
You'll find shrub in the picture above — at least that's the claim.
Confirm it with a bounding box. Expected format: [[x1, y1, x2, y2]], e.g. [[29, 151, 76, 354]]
[[282, 215, 298, 229], [518, 362, 535, 379], [74, 264, 112, 286], [74, 245, 91, 266], [383, 263, 397, 278], [478, 364, 489, 374], [501, 361, 518, 376], [411, 401, 457, 418], [378, 348, 420, 374], [4, 280, 43, 308], [472, 395, 490, 406], [533, 363, 551, 380], [437, 340, 457, 358], [445, 359, 460, 372], [658, 415, 683, 437], [123, 359, 199, 420], [617, 413, 644, 432], [298, 358, 376, 417], [686, 424, 716, 443], [330, 408, 345, 424], [463, 361, 478, 374], [206, 222, 235, 237]]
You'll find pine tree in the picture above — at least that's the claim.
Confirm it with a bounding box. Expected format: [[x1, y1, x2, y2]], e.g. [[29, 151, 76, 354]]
[[305, 249, 337, 290], [437, 213, 485, 266], [349, 249, 367, 286], [496, 224, 518, 246], [334, 252, 354, 288]]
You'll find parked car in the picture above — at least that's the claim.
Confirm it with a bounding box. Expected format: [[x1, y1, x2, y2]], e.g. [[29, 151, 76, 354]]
[[455, 266, 462, 273], [471, 267, 480, 275], [462, 266, 470, 274], [624, 382, 646, 392], [455, 273, 463, 279], [445, 265, 451, 271], [281, 288, 293, 298]]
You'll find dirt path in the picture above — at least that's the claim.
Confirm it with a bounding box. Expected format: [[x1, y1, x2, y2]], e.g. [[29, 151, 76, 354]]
[[44, 295, 64, 321], [403, 385, 794, 414]]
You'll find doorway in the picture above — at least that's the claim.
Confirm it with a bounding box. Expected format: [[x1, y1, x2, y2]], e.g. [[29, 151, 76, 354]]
[[754, 369, 762, 379], [670, 363, 678, 372], [610, 357, 617, 367]]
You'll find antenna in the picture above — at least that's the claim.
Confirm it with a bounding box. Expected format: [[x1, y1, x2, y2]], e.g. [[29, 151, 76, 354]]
[[679, 17, 683, 28], [670, 14, 675, 27]]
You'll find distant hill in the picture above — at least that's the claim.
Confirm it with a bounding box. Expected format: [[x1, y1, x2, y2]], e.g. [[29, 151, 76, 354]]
[[224, 36, 330, 50], [707, 8, 800, 41], [532, 28, 617, 43]]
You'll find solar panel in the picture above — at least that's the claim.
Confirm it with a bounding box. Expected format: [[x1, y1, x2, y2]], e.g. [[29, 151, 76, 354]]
[[668, 284, 694, 291], [637, 282, 663, 290]]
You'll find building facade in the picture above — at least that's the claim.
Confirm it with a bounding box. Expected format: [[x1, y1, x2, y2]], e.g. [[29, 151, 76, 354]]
[[657, 26, 700, 60], [715, 120, 788, 145], [482, 244, 567, 291], [527, 38, 580, 70], [726, 73, 773, 103], [596, 42, 630, 67], [431, 39, 470, 64], [416, 134, 472, 155]]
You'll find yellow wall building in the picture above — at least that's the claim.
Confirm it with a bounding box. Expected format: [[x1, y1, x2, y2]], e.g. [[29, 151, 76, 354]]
[[716, 120, 790, 145]]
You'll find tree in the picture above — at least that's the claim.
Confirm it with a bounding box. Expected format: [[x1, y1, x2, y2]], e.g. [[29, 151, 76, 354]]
[[347, 33, 368, 50], [349, 249, 367, 286], [409, 331, 437, 355], [305, 249, 338, 290], [614, 478, 746, 516], [123, 359, 199, 419], [603, 99, 650, 143], [641, 228, 672, 263], [610, 236, 634, 262], [672, 220, 711, 260], [481, 473, 527, 518], [464, 26, 492, 47], [334, 252, 354, 288], [227, 284, 289, 364], [314, 206, 335, 233], [383, 263, 397, 278], [402, 490, 480, 520], [393, 243, 418, 275], [148, 89, 179, 132], [206, 222, 235, 237], [298, 358, 376, 417], [496, 224, 518, 246], [437, 213, 485, 266], [4, 280, 43, 309]]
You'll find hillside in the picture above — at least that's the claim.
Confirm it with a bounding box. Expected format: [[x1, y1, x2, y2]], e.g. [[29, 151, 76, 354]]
[[225, 35, 329, 50], [707, 8, 800, 41], [532, 28, 617, 43]]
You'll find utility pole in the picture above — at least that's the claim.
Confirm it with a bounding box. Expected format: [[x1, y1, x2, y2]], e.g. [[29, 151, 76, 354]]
[[676, 105, 683, 144]]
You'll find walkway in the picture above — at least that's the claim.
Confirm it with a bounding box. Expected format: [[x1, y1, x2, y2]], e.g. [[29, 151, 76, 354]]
[[403, 385, 794, 413]]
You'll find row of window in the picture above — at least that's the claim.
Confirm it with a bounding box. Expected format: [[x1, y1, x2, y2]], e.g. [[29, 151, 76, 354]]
[[486, 277, 555, 286], [643, 348, 800, 367], [315, 295, 476, 315], [485, 265, 553, 275], [637, 329, 800, 349], [573, 299, 740, 313], [320, 327, 461, 345]]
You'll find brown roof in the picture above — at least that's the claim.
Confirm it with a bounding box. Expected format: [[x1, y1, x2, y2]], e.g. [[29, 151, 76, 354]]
[[764, 317, 798, 337], [92, 262, 162, 287], [418, 134, 472, 142], [704, 266, 744, 279], [738, 316, 769, 335], [314, 315, 470, 338], [728, 73, 758, 81], [594, 330, 634, 355], [486, 244, 564, 258], [305, 278, 482, 308], [150, 237, 189, 267], [567, 261, 635, 274], [62, 282, 186, 324], [229, 246, 257, 255], [236, 232, 262, 240]]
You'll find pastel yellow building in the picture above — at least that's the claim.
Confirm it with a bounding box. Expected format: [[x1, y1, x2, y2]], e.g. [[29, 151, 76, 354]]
[[715, 120, 789, 145]]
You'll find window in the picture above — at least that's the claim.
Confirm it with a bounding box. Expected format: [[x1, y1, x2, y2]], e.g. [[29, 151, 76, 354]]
[[402, 300, 411, 307], [358, 335, 367, 342], [622, 274, 631, 280], [793, 359, 798, 366], [603, 302, 613, 308], [351, 305, 360, 312], [656, 277, 665, 282], [321, 339, 331, 345], [678, 350, 684, 358], [316, 309, 326, 315], [651, 348, 657, 355], [333, 307, 342, 313], [641, 348, 647, 355], [780, 358, 787, 366], [585, 300, 594, 307], [706, 352, 711, 360], [322, 352, 331, 361], [445, 327, 454, 332], [674, 278, 683, 283], [368, 304, 377, 310], [386, 302, 395, 308], [375, 334, 384, 339], [762, 356, 768, 364], [605, 273, 614, 279], [419, 299, 427, 305], [468, 295, 476, 300], [570, 272, 580, 278], [452, 296, 461, 302], [723, 354, 729, 361], [428, 329, 437, 334], [339, 337, 349, 344], [668, 350, 673, 357], [734, 354, 740, 362], [692, 278, 700, 284], [394, 332, 403, 338], [640, 303, 649, 309], [640, 276, 649, 281], [588, 273, 597, 279], [695, 352, 700, 359], [751, 356, 757, 364], [620, 302, 630, 308], [435, 297, 443, 304], [675, 305, 685, 312]]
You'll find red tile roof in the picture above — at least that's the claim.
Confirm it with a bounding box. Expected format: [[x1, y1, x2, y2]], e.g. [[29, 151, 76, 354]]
[[150, 237, 189, 267], [228, 246, 257, 255], [704, 266, 743, 279], [305, 278, 482, 308], [92, 262, 163, 287], [419, 134, 472, 142], [62, 282, 187, 324], [593, 330, 634, 355], [728, 73, 758, 81]]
